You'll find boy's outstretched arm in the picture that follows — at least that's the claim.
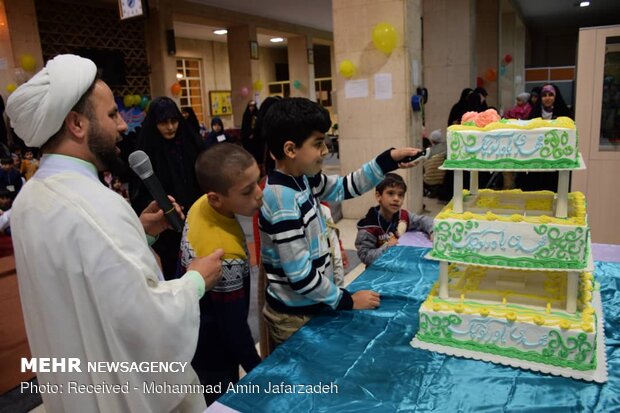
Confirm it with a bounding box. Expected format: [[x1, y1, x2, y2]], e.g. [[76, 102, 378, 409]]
[[311, 147, 423, 202]]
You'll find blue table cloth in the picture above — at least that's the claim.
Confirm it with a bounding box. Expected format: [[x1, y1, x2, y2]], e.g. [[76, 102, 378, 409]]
[[217, 247, 620, 412]]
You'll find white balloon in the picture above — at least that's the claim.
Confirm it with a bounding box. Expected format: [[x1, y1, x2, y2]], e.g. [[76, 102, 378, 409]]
[[515, 75, 522, 84]]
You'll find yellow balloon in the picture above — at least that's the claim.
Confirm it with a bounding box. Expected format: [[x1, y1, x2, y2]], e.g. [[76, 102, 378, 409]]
[[338, 60, 356, 78], [372, 22, 397, 54], [19, 54, 37, 72], [6, 83, 17, 93], [123, 95, 133, 107], [252, 80, 263, 92], [132, 94, 141, 106]]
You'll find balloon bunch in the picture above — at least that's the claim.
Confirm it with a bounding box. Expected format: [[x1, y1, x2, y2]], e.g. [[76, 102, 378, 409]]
[[338, 22, 398, 79], [499, 54, 512, 77], [6, 53, 38, 94], [123, 95, 150, 110]]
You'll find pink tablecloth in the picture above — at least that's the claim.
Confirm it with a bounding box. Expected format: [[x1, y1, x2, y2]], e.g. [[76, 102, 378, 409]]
[[398, 231, 620, 263]]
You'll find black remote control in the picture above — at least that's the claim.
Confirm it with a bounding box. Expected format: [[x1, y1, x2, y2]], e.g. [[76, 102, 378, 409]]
[[400, 148, 429, 163]]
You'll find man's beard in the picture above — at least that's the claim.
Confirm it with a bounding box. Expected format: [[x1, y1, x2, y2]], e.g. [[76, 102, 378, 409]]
[[87, 120, 125, 176]]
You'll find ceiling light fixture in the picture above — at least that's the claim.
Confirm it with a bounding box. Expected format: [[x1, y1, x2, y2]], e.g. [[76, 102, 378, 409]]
[[176, 73, 183, 79], [213, 29, 228, 35], [270, 37, 284, 43], [579, 1, 590, 7]]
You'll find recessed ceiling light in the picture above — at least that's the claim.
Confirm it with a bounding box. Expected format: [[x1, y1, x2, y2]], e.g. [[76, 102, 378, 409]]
[[176, 73, 183, 79], [213, 29, 228, 35], [270, 37, 284, 43], [580, 1, 590, 7]]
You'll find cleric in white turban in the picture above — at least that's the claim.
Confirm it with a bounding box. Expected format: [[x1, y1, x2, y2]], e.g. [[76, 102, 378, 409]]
[[7, 54, 97, 147], [5, 54, 220, 412]]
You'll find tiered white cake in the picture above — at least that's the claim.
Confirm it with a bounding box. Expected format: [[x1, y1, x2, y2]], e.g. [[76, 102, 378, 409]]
[[411, 114, 608, 383]]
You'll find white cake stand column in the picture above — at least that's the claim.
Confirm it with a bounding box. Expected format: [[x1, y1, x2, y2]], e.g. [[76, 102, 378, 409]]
[[566, 271, 578, 313], [556, 170, 570, 218], [470, 171, 479, 195], [439, 261, 449, 299], [453, 170, 464, 213]]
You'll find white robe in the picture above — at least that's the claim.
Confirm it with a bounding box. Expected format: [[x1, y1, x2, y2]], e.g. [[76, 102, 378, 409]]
[[11, 155, 206, 413]]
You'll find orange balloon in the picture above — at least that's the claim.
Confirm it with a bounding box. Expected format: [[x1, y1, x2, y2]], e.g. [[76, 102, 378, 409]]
[[170, 82, 182, 96], [484, 68, 497, 82]]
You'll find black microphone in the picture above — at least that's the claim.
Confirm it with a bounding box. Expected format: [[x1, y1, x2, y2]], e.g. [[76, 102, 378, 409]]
[[128, 150, 184, 233]]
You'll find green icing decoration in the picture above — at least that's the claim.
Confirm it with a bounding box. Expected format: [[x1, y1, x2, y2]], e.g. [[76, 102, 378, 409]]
[[533, 225, 587, 262], [432, 221, 587, 269], [543, 331, 593, 364], [416, 333, 596, 371], [443, 158, 579, 170], [446, 129, 579, 170], [540, 130, 575, 160], [419, 313, 462, 339], [416, 313, 597, 371]]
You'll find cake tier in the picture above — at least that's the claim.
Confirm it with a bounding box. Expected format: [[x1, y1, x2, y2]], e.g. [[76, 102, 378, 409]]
[[427, 264, 596, 325], [445, 117, 578, 170], [428, 189, 590, 270], [413, 266, 599, 374]]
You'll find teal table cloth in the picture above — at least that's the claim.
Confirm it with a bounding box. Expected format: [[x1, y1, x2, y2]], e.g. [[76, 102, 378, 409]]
[[217, 246, 620, 412]]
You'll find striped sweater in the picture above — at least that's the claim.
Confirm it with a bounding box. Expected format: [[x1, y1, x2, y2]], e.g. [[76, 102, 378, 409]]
[[259, 149, 399, 314]]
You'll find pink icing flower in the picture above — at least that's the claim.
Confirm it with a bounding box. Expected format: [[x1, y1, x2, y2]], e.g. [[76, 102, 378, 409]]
[[461, 111, 478, 124], [474, 109, 500, 127]]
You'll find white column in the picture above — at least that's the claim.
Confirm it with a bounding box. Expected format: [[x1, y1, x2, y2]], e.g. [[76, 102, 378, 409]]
[[556, 171, 570, 218], [439, 261, 449, 299], [453, 170, 464, 213], [470, 171, 479, 195], [566, 271, 578, 314]]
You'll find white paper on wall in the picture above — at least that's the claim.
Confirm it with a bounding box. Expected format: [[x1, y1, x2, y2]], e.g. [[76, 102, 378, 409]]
[[344, 79, 369, 99], [374, 73, 393, 100]]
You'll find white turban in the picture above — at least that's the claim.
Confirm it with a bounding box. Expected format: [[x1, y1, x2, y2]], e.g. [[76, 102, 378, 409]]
[[6, 54, 97, 148]]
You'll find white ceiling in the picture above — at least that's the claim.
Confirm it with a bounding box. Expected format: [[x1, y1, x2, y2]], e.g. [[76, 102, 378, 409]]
[[173, 21, 288, 47], [179, 0, 620, 42], [186, 0, 333, 32], [512, 0, 620, 31]]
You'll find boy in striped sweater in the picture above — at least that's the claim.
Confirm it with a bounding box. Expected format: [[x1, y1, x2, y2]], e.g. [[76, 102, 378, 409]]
[[259, 98, 423, 344]]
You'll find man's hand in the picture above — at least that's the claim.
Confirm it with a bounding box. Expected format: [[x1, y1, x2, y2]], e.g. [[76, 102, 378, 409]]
[[188, 249, 225, 291], [390, 147, 423, 168], [139, 196, 185, 237], [352, 290, 381, 309]]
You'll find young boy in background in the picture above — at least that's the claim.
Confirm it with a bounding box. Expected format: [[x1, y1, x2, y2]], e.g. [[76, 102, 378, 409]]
[[355, 173, 434, 266], [259, 97, 423, 345], [178, 143, 263, 405]]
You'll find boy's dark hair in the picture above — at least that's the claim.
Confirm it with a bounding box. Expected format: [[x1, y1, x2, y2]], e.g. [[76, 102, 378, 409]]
[[195, 143, 255, 195], [261, 97, 331, 160], [376, 173, 407, 194], [1, 157, 13, 166]]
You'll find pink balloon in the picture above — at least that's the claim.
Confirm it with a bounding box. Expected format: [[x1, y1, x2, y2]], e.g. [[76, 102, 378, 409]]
[[241, 87, 249, 97]]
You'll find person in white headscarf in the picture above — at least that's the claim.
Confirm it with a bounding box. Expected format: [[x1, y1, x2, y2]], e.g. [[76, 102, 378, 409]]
[[6, 54, 225, 412]]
